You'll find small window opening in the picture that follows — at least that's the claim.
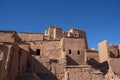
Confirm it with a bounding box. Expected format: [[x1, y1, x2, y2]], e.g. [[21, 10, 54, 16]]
[[36, 49, 40, 55], [69, 49, 71, 54], [77, 50, 80, 55]]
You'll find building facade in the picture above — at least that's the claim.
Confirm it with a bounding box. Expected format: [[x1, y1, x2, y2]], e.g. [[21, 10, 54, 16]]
[[0, 26, 119, 80]]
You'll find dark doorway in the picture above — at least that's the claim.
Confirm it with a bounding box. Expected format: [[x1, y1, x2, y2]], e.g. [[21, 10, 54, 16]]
[[36, 49, 40, 55], [77, 50, 80, 55], [69, 49, 71, 54]]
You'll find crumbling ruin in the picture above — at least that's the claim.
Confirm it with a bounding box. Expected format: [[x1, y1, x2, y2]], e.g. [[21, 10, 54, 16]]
[[0, 26, 120, 80]]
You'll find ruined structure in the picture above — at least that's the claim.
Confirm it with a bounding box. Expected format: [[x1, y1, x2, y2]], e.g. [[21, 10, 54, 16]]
[[0, 26, 119, 80]]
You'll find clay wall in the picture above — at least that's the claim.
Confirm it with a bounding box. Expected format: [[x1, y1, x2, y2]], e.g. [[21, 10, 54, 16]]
[[0, 31, 21, 43], [86, 50, 100, 68], [54, 27, 62, 40], [65, 65, 104, 80], [0, 49, 4, 61], [61, 38, 87, 65], [27, 55, 65, 80], [68, 28, 86, 39], [86, 50, 99, 59], [110, 58, 120, 76], [45, 26, 55, 40], [26, 40, 65, 80], [98, 40, 109, 63], [0, 44, 28, 80], [108, 45, 120, 58], [19, 32, 44, 41], [118, 45, 120, 50], [45, 26, 63, 40], [118, 45, 120, 57], [107, 44, 120, 76], [28, 40, 62, 59], [18, 44, 29, 78], [68, 28, 88, 48], [0, 44, 9, 79], [44, 26, 88, 41], [68, 29, 88, 49]]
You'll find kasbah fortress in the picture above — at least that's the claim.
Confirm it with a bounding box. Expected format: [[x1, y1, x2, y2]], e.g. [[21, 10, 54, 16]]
[[0, 26, 120, 80]]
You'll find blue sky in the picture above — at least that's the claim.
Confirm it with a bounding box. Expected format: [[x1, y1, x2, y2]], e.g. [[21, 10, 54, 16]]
[[0, 0, 120, 49]]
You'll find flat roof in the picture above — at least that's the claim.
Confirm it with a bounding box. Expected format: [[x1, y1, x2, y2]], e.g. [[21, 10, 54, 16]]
[[19, 32, 43, 34], [0, 30, 16, 33]]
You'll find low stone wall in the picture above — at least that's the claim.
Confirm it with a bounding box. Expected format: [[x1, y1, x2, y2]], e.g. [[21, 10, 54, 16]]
[[65, 65, 104, 80]]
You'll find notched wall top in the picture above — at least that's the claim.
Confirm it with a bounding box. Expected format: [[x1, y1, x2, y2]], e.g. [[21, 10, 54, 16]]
[[45, 26, 87, 40]]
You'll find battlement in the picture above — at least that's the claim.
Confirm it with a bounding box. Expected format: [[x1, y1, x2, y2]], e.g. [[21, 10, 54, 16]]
[[45, 26, 87, 40]]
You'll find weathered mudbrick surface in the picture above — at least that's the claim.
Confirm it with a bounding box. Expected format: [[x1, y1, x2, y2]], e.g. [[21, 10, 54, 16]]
[[0, 26, 120, 80]]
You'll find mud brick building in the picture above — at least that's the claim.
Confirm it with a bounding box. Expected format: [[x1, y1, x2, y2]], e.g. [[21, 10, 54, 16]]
[[0, 26, 120, 80]]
